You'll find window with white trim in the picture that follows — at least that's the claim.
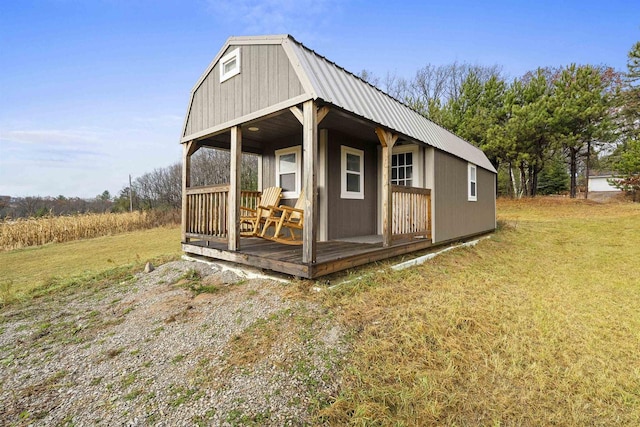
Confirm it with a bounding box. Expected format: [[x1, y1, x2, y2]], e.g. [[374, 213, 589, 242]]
[[275, 146, 301, 199], [219, 48, 240, 83], [341, 145, 364, 199], [468, 163, 477, 201], [392, 145, 419, 187]]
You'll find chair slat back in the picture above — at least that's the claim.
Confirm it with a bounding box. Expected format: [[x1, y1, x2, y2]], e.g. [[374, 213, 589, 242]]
[[259, 187, 282, 218], [289, 189, 305, 222]]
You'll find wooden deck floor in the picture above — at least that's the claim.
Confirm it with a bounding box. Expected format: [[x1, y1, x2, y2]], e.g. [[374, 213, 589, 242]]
[[182, 237, 434, 278]]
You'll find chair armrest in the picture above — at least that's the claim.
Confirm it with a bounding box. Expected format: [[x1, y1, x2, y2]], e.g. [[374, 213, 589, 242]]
[[278, 206, 304, 215], [239, 206, 257, 215], [263, 205, 285, 213]]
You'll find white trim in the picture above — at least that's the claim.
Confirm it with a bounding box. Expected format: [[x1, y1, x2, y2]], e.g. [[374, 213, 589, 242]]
[[341, 145, 364, 199], [220, 48, 241, 83], [181, 93, 311, 142], [377, 145, 382, 234], [275, 146, 302, 199], [257, 154, 263, 191], [468, 163, 477, 201], [391, 144, 420, 187], [425, 147, 435, 241], [281, 38, 318, 99], [319, 129, 329, 241], [494, 174, 497, 230]]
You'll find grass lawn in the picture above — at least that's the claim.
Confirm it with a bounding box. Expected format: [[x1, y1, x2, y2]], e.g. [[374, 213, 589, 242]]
[[0, 226, 181, 304], [1, 198, 639, 425], [320, 198, 640, 426]]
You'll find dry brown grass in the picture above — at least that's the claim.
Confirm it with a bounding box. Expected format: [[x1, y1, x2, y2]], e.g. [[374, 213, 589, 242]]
[[0, 210, 179, 250], [319, 197, 640, 426]]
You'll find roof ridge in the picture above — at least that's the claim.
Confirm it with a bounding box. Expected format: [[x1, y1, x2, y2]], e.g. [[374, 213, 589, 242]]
[[285, 35, 490, 159], [285, 36, 420, 114]]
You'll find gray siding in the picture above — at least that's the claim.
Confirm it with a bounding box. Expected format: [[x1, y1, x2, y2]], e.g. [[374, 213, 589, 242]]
[[327, 131, 378, 239], [260, 135, 302, 206], [184, 44, 305, 138], [433, 150, 495, 242]]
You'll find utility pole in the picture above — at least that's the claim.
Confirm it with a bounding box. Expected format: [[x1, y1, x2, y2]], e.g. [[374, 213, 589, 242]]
[[129, 174, 133, 212]]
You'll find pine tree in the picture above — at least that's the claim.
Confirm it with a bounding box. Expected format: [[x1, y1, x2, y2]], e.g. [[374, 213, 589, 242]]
[[537, 153, 570, 195], [610, 139, 640, 201], [484, 69, 554, 197], [551, 64, 615, 198]]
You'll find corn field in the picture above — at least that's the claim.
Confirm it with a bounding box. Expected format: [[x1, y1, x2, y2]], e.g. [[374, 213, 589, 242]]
[[0, 210, 180, 251]]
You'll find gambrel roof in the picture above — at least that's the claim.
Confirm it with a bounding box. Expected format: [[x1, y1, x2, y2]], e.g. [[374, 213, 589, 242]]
[[183, 35, 497, 173]]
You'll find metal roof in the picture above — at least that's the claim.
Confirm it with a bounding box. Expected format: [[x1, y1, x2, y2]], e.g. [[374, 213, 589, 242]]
[[284, 36, 497, 173]]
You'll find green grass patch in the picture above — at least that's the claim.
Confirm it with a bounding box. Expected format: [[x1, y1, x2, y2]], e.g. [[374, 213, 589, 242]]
[[0, 226, 181, 305], [168, 384, 203, 407], [320, 198, 640, 426], [175, 269, 221, 295]]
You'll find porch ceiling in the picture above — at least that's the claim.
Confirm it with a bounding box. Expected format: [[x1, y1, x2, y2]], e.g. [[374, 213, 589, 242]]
[[195, 106, 407, 153]]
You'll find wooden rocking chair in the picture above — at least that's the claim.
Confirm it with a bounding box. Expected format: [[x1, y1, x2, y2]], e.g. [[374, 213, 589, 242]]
[[239, 186, 282, 237], [260, 189, 305, 245]]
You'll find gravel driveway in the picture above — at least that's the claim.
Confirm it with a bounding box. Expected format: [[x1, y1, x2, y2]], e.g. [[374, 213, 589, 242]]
[[0, 259, 347, 426]]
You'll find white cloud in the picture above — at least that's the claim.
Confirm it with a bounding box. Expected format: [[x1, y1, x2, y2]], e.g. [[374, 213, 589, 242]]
[[0, 129, 105, 164], [0, 125, 181, 197], [1, 129, 101, 146]]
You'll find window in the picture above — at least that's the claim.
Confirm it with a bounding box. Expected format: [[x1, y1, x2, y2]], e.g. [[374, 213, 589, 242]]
[[341, 146, 364, 199], [275, 146, 301, 199], [391, 145, 418, 186], [468, 163, 477, 201], [219, 48, 240, 83]]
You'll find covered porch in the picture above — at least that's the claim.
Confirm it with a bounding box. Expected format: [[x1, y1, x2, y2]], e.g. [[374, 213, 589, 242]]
[[181, 180, 432, 278], [181, 98, 433, 278]]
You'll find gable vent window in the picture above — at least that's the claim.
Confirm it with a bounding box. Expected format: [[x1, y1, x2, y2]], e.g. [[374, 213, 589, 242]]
[[220, 48, 240, 83]]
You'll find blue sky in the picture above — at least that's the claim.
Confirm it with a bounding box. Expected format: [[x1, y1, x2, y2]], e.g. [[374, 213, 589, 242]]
[[1, 0, 638, 198]]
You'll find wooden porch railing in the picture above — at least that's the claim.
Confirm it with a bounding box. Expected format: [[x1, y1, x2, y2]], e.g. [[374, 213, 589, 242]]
[[184, 185, 260, 240], [185, 184, 431, 243], [392, 185, 431, 240]]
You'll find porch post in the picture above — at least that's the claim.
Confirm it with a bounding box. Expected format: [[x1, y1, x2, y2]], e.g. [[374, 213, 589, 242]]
[[181, 140, 199, 243], [228, 126, 242, 251], [375, 128, 398, 247], [302, 100, 318, 264]]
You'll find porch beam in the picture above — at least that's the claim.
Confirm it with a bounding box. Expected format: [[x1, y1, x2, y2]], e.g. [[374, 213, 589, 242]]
[[302, 100, 318, 264], [228, 126, 242, 251], [375, 127, 398, 247], [181, 140, 199, 243], [317, 106, 330, 124], [291, 105, 330, 125], [290, 106, 304, 124]]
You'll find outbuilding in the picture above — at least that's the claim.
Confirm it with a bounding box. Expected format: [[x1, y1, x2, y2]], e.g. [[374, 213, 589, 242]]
[[588, 174, 621, 192], [180, 35, 496, 278]]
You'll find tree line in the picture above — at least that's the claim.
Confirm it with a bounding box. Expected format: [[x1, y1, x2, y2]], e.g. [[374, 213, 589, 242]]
[[361, 41, 640, 200], [0, 193, 114, 219], [4, 41, 638, 219], [0, 149, 259, 219], [110, 149, 259, 212]]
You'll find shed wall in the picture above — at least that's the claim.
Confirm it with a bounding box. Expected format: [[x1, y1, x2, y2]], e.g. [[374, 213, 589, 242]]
[[327, 131, 378, 239], [589, 176, 620, 192], [184, 44, 305, 138], [433, 150, 495, 242], [261, 135, 302, 205]]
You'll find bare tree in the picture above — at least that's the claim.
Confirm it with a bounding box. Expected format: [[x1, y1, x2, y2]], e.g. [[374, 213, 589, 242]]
[[357, 69, 380, 88]]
